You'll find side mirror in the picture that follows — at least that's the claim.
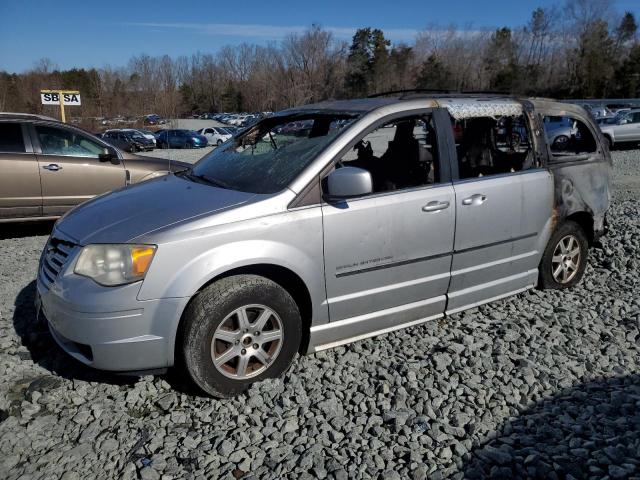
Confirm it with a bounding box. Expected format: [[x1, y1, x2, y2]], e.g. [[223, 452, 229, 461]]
[[323, 166, 373, 200], [99, 147, 119, 164]]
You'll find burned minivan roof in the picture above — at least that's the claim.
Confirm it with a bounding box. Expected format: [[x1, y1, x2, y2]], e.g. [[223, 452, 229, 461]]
[[279, 95, 531, 119], [278, 95, 588, 125], [434, 97, 523, 119]]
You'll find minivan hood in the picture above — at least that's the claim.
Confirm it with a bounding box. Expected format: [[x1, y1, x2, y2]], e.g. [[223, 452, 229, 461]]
[[56, 174, 256, 244]]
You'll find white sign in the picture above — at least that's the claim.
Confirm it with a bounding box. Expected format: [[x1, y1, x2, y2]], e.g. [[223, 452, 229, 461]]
[[41, 92, 81, 106]]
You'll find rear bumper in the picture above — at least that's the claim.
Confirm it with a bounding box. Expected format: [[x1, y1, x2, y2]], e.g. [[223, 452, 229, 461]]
[[37, 275, 189, 372]]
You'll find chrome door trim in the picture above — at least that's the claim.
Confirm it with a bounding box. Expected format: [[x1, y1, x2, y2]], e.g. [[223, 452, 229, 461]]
[[335, 252, 452, 278], [454, 232, 538, 255], [333, 232, 538, 278]]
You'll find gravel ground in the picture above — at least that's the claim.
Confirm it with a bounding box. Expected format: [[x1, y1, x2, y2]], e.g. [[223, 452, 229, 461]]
[[0, 151, 639, 480]]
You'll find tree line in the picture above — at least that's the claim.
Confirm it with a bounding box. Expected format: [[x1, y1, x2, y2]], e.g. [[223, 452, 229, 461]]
[[1, 0, 639, 123]]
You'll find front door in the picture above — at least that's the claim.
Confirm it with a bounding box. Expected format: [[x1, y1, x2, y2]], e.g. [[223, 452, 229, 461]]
[[30, 123, 126, 215], [318, 110, 455, 347], [0, 122, 42, 219]]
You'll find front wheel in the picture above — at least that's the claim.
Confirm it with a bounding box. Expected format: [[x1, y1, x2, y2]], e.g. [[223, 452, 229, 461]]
[[181, 275, 302, 397], [538, 220, 589, 289], [217, 139, 223, 146]]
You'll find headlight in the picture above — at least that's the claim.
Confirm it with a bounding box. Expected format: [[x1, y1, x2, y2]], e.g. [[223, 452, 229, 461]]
[[74, 244, 156, 286]]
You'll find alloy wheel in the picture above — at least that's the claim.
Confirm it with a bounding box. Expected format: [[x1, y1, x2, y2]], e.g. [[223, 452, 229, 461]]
[[211, 304, 284, 379], [551, 234, 581, 284]]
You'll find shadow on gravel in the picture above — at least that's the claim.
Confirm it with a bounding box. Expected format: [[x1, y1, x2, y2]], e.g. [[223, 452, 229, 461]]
[[12, 280, 136, 387], [0, 220, 55, 239], [461, 375, 640, 479]]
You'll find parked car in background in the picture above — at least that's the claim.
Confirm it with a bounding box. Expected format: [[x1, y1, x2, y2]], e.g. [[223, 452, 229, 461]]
[[0, 113, 189, 222], [137, 129, 158, 146], [197, 126, 232, 146], [144, 114, 166, 126], [223, 126, 239, 135], [596, 115, 622, 126], [103, 129, 155, 152], [599, 109, 640, 149], [543, 116, 578, 151], [156, 129, 208, 149], [580, 104, 613, 119], [35, 95, 610, 397]]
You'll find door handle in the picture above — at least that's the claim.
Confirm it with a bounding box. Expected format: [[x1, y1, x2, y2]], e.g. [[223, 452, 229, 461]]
[[462, 194, 487, 206], [42, 164, 62, 171], [422, 200, 450, 212]]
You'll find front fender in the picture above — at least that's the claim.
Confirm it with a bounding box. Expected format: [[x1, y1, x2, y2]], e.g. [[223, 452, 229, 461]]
[[150, 240, 317, 297]]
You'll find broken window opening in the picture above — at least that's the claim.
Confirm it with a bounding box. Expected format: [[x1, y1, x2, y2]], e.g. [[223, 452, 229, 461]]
[[451, 114, 535, 180], [543, 116, 597, 156], [335, 113, 441, 194]]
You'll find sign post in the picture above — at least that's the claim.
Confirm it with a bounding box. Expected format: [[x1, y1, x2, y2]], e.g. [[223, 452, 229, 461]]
[[40, 90, 81, 123]]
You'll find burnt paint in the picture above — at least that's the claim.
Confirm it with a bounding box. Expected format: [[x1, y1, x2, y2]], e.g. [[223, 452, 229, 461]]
[[530, 99, 612, 237]]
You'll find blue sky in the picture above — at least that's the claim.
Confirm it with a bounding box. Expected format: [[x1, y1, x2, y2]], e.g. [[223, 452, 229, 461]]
[[1, 0, 639, 73]]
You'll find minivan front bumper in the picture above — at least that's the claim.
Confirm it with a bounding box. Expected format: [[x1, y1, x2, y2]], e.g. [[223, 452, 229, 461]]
[[36, 261, 189, 372]]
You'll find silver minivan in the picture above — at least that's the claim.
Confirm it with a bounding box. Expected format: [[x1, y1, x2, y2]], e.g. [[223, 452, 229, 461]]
[[36, 95, 611, 397]]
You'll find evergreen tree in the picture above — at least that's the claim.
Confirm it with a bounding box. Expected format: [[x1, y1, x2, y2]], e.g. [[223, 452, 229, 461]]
[[416, 54, 452, 90], [344, 28, 390, 97]]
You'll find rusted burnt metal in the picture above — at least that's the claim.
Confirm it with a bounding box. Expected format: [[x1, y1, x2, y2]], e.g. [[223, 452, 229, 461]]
[[530, 99, 612, 240]]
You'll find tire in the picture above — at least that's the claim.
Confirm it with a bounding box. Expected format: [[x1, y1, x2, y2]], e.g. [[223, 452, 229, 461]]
[[538, 220, 589, 290], [181, 275, 302, 397], [161, 142, 168, 149], [217, 139, 223, 147], [552, 135, 569, 151]]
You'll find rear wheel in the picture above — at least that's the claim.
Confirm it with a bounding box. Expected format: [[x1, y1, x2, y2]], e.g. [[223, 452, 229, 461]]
[[182, 275, 302, 397], [217, 139, 223, 147], [538, 220, 589, 290]]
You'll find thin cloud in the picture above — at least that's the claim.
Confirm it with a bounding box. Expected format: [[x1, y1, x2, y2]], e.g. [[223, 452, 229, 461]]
[[124, 22, 420, 42]]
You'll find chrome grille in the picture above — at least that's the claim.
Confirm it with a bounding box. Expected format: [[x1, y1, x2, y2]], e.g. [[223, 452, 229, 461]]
[[40, 236, 77, 288]]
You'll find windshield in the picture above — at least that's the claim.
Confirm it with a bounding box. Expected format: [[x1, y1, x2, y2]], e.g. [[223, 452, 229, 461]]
[[189, 113, 358, 194]]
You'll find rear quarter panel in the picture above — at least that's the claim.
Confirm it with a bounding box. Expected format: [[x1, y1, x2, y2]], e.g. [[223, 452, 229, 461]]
[[531, 100, 612, 235]]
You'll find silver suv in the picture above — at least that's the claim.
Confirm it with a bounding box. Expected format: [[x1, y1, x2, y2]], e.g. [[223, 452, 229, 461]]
[[36, 95, 611, 397], [599, 108, 640, 149]]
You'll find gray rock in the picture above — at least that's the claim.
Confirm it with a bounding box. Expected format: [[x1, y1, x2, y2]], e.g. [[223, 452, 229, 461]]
[[155, 393, 177, 412]]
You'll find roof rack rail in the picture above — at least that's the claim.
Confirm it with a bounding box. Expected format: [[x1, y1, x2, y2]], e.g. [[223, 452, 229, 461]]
[[459, 90, 513, 96], [367, 89, 453, 98]]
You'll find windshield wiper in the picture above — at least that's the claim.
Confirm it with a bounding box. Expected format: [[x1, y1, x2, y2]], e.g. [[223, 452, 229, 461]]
[[181, 170, 231, 189]]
